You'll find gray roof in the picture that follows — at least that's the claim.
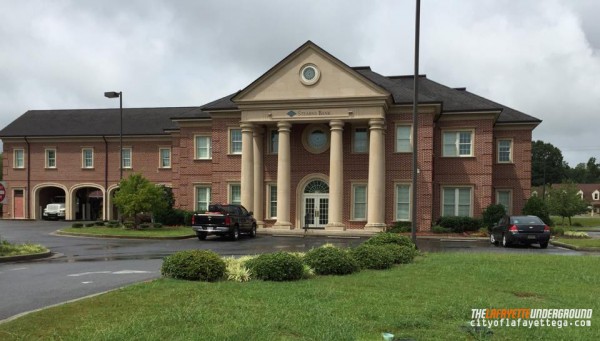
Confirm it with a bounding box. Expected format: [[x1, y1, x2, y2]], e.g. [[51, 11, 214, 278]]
[[0, 107, 208, 137]]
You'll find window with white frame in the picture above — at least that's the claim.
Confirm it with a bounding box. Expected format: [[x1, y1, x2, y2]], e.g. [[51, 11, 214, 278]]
[[396, 184, 411, 221], [13, 149, 24, 169], [443, 131, 473, 157], [195, 186, 211, 212], [122, 148, 132, 169], [442, 187, 472, 217], [229, 184, 241, 205], [45, 149, 56, 168], [270, 130, 279, 154], [353, 127, 368, 153], [352, 184, 367, 220], [159, 148, 171, 168], [195, 135, 212, 159], [593, 190, 600, 201], [230, 129, 242, 154], [82, 148, 94, 169], [396, 125, 412, 152], [497, 139, 513, 163], [268, 184, 277, 219], [577, 190, 584, 199], [496, 189, 512, 214]]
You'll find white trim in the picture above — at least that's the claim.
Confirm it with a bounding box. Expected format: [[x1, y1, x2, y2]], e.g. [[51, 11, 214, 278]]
[[121, 147, 132, 169], [441, 129, 475, 157], [81, 148, 94, 169], [268, 128, 279, 155], [32, 183, 69, 220], [395, 124, 413, 153], [45, 148, 57, 169], [13, 148, 25, 169], [301, 124, 330, 154], [12, 188, 26, 219], [228, 128, 242, 155], [593, 190, 600, 201], [351, 126, 368, 153], [495, 189, 513, 215], [266, 183, 277, 219], [158, 147, 171, 168], [497, 138, 513, 163], [194, 134, 212, 160], [441, 186, 474, 217], [394, 183, 412, 221], [351, 182, 368, 221], [228, 183, 241, 205], [193, 184, 211, 212]]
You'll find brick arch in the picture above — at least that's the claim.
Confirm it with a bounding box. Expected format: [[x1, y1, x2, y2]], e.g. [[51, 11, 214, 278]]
[[32, 183, 69, 220], [68, 183, 105, 221]]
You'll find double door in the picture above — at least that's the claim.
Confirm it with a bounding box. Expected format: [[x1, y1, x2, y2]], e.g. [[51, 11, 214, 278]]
[[303, 194, 328, 228]]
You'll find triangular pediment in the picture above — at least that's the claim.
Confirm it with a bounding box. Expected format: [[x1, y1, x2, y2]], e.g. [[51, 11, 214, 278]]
[[233, 41, 389, 104]]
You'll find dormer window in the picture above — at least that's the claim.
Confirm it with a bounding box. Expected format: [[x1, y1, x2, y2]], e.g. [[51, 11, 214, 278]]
[[577, 190, 584, 199], [593, 190, 600, 201]]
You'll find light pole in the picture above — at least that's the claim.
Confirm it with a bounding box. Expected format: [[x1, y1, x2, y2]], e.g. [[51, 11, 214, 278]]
[[104, 91, 123, 180], [411, 0, 421, 244]]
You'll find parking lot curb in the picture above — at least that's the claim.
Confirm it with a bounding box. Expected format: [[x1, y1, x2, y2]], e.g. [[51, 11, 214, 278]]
[[54, 230, 195, 240], [550, 240, 600, 252], [0, 251, 52, 263]]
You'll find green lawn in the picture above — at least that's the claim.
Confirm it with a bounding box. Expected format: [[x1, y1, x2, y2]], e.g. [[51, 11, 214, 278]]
[[553, 237, 600, 249], [1, 253, 598, 340], [58, 226, 195, 238], [552, 216, 600, 228]]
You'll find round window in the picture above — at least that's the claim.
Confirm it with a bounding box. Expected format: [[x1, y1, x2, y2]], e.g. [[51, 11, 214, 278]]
[[302, 124, 329, 154], [299, 64, 320, 85]]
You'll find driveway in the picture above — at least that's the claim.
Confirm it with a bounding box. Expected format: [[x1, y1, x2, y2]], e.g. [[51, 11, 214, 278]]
[[0, 220, 590, 321]]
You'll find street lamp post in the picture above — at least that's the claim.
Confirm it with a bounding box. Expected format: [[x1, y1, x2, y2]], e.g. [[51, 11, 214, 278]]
[[411, 0, 421, 244], [104, 91, 123, 180]]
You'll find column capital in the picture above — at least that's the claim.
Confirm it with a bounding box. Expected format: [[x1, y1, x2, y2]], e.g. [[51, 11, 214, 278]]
[[252, 125, 265, 137], [368, 118, 385, 130], [329, 119, 345, 130], [240, 122, 254, 132], [277, 121, 292, 132]]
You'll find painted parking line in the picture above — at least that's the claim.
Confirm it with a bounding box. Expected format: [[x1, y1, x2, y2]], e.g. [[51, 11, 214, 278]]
[[68, 270, 154, 277], [9, 267, 28, 271]]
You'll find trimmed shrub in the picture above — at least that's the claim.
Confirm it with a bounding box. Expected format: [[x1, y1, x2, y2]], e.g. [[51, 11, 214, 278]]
[[350, 244, 395, 270], [84, 223, 95, 227], [153, 223, 163, 228], [522, 196, 553, 226], [123, 222, 135, 229], [364, 232, 416, 249], [139, 223, 151, 229], [245, 252, 304, 281], [387, 221, 411, 233], [482, 204, 506, 229], [431, 225, 452, 234], [304, 246, 359, 276], [550, 226, 565, 236], [161, 250, 226, 281], [436, 216, 482, 233], [564, 231, 590, 239], [71, 223, 83, 228], [95, 221, 105, 227], [572, 222, 583, 227], [385, 244, 417, 264]]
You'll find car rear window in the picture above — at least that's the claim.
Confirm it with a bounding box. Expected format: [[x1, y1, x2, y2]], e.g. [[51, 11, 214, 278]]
[[510, 216, 543, 225]]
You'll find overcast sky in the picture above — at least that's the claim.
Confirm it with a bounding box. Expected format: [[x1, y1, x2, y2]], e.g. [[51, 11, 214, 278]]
[[1, 0, 598, 166]]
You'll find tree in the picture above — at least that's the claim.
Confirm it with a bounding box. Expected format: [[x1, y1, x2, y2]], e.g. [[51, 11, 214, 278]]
[[546, 182, 589, 226], [521, 196, 552, 226], [531, 140, 566, 186], [585, 157, 600, 183], [112, 173, 168, 228]]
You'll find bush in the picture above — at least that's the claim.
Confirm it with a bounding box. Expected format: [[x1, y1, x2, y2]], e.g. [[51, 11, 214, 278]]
[[139, 223, 151, 229], [572, 222, 583, 227], [71, 223, 83, 228], [223, 257, 252, 282], [550, 226, 565, 236], [304, 246, 359, 276], [522, 196, 553, 226], [95, 221, 105, 227], [564, 231, 590, 239], [245, 252, 304, 281], [161, 250, 226, 281], [84, 223, 95, 227], [350, 244, 396, 270], [107, 220, 120, 228], [364, 232, 416, 249], [385, 244, 417, 264], [482, 204, 506, 229], [431, 225, 452, 234], [153, 223, 163, 228], [153, 209, 194, 226], [436, 216, 482, 233], [123, 222, 135, 229], [387, 221, 411, 233]]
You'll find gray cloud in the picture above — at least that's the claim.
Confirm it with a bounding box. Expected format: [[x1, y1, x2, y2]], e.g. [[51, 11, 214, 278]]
[[1, 0, 598, 166]]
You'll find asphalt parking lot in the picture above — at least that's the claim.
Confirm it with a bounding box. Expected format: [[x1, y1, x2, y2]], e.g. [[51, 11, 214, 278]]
[[0, 220, 591, 321]]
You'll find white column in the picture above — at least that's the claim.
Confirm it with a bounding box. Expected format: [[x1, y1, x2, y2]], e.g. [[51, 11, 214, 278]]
[[366, 118, 386, 230], [326, 120, 345, 230], [274, 121, 292, 229], [240, 122, 254, 211], [253, 126, 265, 227]]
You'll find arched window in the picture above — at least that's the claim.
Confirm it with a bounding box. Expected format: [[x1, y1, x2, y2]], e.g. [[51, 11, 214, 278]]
[[304, 180, 329, 193]]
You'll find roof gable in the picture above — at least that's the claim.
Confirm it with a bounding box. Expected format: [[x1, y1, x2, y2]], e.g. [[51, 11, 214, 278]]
[[232, 41, 389, 103]]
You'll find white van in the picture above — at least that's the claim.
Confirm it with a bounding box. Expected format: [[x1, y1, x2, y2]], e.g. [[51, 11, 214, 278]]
[[43, 196, 66, 220]]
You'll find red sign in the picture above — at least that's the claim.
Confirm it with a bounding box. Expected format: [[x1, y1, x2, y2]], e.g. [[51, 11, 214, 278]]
[[0, 182, 5, 202]]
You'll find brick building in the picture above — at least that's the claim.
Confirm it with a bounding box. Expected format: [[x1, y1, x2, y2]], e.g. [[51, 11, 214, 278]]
[[0, 41, 541, 231]]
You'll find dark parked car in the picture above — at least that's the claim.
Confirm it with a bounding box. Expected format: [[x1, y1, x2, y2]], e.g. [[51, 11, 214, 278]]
[[490, 215, 550, 248], [191, 204, 257, 241]]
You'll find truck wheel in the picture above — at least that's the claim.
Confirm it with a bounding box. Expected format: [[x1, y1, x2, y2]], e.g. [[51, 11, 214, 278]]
[[250, 224, 257, 238], [196, 232, 207, 240], [230, 227, 240, 241]]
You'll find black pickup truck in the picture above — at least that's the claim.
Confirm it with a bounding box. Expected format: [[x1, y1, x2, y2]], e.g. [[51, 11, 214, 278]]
[[191, 204, 257, 241]]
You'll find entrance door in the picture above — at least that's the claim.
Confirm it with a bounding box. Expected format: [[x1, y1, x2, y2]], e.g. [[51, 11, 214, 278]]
[[13, 190, 24, 219], [304, 194, 329, 228]]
